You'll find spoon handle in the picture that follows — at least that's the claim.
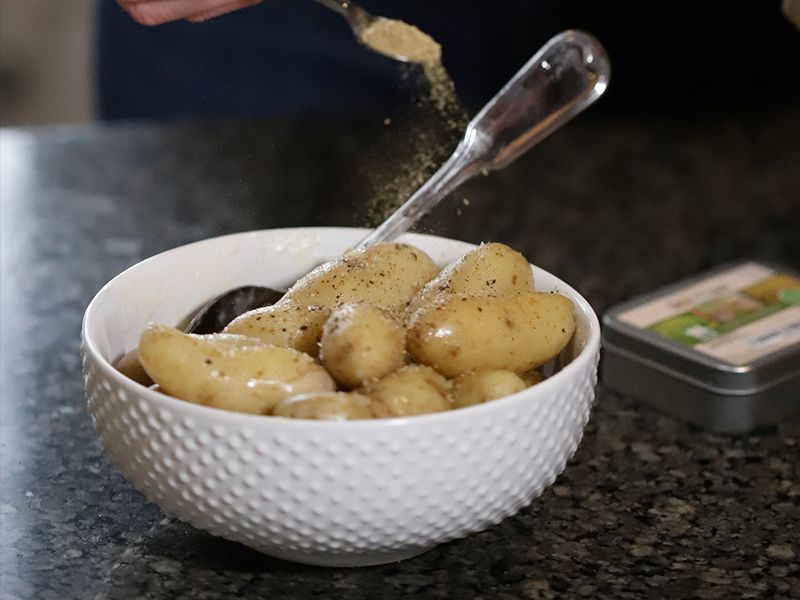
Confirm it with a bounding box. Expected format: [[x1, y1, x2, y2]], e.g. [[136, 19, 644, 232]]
[[467, 30, 610, 171], [313, 0, 348, 15], [355, 30, 610, 250], [313, 0, 373, 32]]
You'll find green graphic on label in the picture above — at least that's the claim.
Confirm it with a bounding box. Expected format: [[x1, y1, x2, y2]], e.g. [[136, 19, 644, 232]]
[[649, 274, 800, 346], [779, 289, 800, 306]]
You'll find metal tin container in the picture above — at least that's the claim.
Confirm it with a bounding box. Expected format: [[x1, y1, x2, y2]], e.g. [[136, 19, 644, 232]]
[[602, 261, 800, 433]]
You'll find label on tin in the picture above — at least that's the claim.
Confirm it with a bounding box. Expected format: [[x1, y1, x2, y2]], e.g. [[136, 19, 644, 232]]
[[617, 262, 800, 365]]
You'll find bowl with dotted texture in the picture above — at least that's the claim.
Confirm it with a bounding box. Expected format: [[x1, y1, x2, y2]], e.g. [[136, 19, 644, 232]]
[[82, 227, 600, 567]]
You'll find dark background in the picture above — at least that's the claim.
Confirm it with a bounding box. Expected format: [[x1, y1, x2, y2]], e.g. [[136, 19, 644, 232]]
[[97, 0, 800, 120]]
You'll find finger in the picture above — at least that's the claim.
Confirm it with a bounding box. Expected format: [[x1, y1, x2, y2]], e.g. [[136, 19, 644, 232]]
[[121, 0, 244, 26], [187, 0, 261, 22]]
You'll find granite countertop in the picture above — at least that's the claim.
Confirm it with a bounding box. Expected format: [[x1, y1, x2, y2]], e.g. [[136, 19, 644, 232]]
[[1, 105, 798, 599]]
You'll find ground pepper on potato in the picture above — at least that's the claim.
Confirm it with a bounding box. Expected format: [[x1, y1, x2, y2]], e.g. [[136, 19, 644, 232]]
[[406, 292, 576, 377], [225, 302, 330, 356], [319, 303, 405, 388], [223, 242, 437, 355], [405, 242, 534, 318], [138, 324, 335, 414], [280, 242, 439, 314], [124, 242, 574, 419]]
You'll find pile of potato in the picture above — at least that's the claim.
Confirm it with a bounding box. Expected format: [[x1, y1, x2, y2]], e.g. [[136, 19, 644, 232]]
[[122, 242, 576, 419]]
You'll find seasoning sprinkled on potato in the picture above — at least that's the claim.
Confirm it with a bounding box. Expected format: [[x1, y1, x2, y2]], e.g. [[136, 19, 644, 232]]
[[320, 303, 405, 388], [123, 241, 576, 419], [407, 293, 575, 377], [406, 242, 533, 319], [225, 302, 329, 357], [139, 324, 335, 414], [283, 243, 439, 315]]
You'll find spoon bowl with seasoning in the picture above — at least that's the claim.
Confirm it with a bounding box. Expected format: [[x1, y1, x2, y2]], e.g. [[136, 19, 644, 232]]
[[313, 0, 441, 64]]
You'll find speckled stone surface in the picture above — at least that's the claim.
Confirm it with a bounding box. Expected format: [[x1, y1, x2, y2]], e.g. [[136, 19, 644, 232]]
[[1, 105, 799, 599]]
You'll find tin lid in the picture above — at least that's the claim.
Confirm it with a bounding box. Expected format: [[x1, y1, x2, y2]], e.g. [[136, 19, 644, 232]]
[[602, 261, 800, 395]]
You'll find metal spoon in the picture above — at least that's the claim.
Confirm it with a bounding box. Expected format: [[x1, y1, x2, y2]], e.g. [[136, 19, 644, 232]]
[[313, 0, 437, 63], [186, 30, 610, 334]]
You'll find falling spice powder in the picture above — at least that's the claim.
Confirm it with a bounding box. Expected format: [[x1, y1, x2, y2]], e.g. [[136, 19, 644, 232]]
[[358, 17, 469, 225]]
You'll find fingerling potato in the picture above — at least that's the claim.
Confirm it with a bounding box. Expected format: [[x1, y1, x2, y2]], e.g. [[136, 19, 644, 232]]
[[224, 301, 330, 356], [363, 365, 452, 418], [283, 243, 439, 315], [139, 324, 335, 414], [521, 370, 546, 386], [320, 303, 405, 388], [272, 391, 375, 420], [115, 347, 154, 386], [452, 370, 527, 408], [147, 383, 171, 396], [407, 292, 575, 376], [406, 242, 534, 317]]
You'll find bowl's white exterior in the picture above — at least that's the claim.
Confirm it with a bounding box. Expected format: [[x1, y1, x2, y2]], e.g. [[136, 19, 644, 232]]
[[82, 228, 600, 567]]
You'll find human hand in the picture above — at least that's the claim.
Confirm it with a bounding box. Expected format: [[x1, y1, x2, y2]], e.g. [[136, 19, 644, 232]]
[[785, 0, 800, 30], [119, 0, 263, 26]]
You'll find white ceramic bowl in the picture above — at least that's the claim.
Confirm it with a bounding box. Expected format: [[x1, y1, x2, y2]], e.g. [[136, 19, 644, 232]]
[[82, 227, 600, 567]]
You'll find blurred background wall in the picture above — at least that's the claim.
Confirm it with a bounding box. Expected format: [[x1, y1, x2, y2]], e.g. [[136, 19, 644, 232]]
[[0, 0, 93, 126], [0, 1, 797, 126]]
